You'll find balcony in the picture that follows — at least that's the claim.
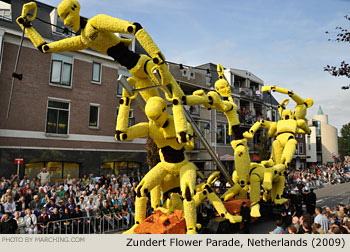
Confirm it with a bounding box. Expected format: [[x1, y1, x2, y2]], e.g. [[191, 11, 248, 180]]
[[184, 105, 200, 116]]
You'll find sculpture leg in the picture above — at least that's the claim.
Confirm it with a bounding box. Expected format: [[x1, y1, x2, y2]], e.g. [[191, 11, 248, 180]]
[[180, 162, 197, 234], [124, 162, 167, 233], [281, 138, 297, 168], [249, 173, 262, 217]]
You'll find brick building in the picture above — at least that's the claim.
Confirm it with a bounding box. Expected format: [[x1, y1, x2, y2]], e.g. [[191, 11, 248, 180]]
[[0, 0, 281, 180]]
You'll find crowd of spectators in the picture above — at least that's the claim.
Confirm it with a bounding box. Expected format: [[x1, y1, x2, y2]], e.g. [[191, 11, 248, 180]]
[[0, 169, 144, 234], [273, 203, 350, 234], [285, 163, 350, 192]]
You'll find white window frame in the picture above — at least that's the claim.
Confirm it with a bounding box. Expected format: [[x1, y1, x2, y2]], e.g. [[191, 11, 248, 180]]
[[89, 103, 100, 129], [49, 8, 72, 36], [299, 142, 304, 155], [117, 69, 131, 97], [49, 53, 74, 89], [115, 33, 135, 52], [0, 29, 4, 74], [0, 1, 12, 22], [45, 97, 71, 137], [91, 62, 102, 84], [116, 107, 134, 127]]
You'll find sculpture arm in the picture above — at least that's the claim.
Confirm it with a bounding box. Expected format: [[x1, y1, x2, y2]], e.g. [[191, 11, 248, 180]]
[[115, 122, 149, 141], [92, 14, 134, 34], [42, 36, 88, 53], [297, 119, 311, 135]]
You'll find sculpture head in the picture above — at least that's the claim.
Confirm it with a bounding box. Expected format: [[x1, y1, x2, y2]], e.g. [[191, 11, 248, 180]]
[[281, 109, 294, 120], [215, 79, 231, 97], [145, 97, 168, 127], [294, 98, 313, 120], [58, 0, 81, 32]]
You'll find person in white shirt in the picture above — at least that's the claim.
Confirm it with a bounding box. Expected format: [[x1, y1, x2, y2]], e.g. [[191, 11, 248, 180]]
[[24, 208, 38, 234], [37, 167, 50, 186], [314, 207, 329, 234]]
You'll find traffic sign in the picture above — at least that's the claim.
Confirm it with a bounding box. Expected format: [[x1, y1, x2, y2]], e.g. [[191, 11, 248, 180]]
[[14, 158, 23, 164]]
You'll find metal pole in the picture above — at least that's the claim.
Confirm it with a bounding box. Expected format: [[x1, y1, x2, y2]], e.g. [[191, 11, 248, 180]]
[[6, 24, 26, 120]]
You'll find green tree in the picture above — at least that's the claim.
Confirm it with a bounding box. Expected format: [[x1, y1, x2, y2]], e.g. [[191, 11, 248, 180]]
[[324, 15, 350, 90], [146, 137, 160, 169], [338, 123, 350, 160], [254, 129, 272, 162]]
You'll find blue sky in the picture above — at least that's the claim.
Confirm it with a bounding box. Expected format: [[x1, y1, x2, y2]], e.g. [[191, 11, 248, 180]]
[[43, 0, 350, 134]]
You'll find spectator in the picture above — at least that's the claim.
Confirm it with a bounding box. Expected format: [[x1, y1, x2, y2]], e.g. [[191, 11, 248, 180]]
[[61, 207, 72, 233], [1, 189, 15, 205], [121, 200, 131, 226], [311, 223, 324, 234], [24, 208, 37, 234], [82, 175, 89, 187], [71, 206, 83, 233], [272, 219, 286, 234], [19, 175, 30, 188], [37, 187, 46, 201], [65, 197, 76, 213], [77, 197, 87, 212], [57, 185, 65, 200], [66, 174, 73, 185], [16, 196, 28, 213], [314, 207, 329, 234], [14, 211, 26, 234], [101, 201, 114, 229], [49, 208, 61, 233], [29, 195, 41, 214], [4, 196, 16, 214], [281, 201, 296, 228], [37, 167, 50, 186], [38, 208, 50, 233], [0, 212, 18, 234], [240, 201, 250, 234], [287, 225, 298, 234]]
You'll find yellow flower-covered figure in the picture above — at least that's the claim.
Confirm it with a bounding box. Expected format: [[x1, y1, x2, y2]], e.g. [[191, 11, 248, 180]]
[[116, 93, 242, 233], [116, 94, 198, 234], [17, 0, 190, 143], [220, 139, 265, 217], [243, 89, 312, 205]]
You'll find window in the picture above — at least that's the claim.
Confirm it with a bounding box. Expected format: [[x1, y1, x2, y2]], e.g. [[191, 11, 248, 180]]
[[299, 142, 304, 155], [50, 8, 72, 36], [25, 162, 79, 180], [92, 62, 101, 83], [117, 83, 124, 96], [217, 123, 225, 144], [46, 100, 70, 135], [116, 107, 135, 127], [50, 54, 73, 87], [117, 69, 131, 96], [89, 104, 99, 128], [307, 135, 311, 150], [0, 1, 11, 21]]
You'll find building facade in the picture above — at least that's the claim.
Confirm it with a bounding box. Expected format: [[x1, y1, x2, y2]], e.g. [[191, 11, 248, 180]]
[[1, 0, 281, 180], [306, 106, 338, 165]]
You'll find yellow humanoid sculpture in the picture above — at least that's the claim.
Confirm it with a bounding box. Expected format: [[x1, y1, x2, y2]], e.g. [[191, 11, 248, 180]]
[[220, 139, 265, 217], [261, 86, 313, 132], [116, 92, 242, 233], [184, 64, 242, 139], [116, 94, 198, 234], [244, 105, 311, 204], [17, 0, 190, 143]]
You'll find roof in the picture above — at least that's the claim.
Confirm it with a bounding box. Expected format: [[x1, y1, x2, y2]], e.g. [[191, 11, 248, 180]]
[[229, 68, 264, 84], [317, 106, 324, 115]]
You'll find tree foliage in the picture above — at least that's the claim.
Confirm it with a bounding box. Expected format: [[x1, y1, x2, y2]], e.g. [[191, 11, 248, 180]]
[[146, 137, 160, 169], [254, 129, 272, 162], [338, 123, 350, 160], [324, 15, 350, 89]]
